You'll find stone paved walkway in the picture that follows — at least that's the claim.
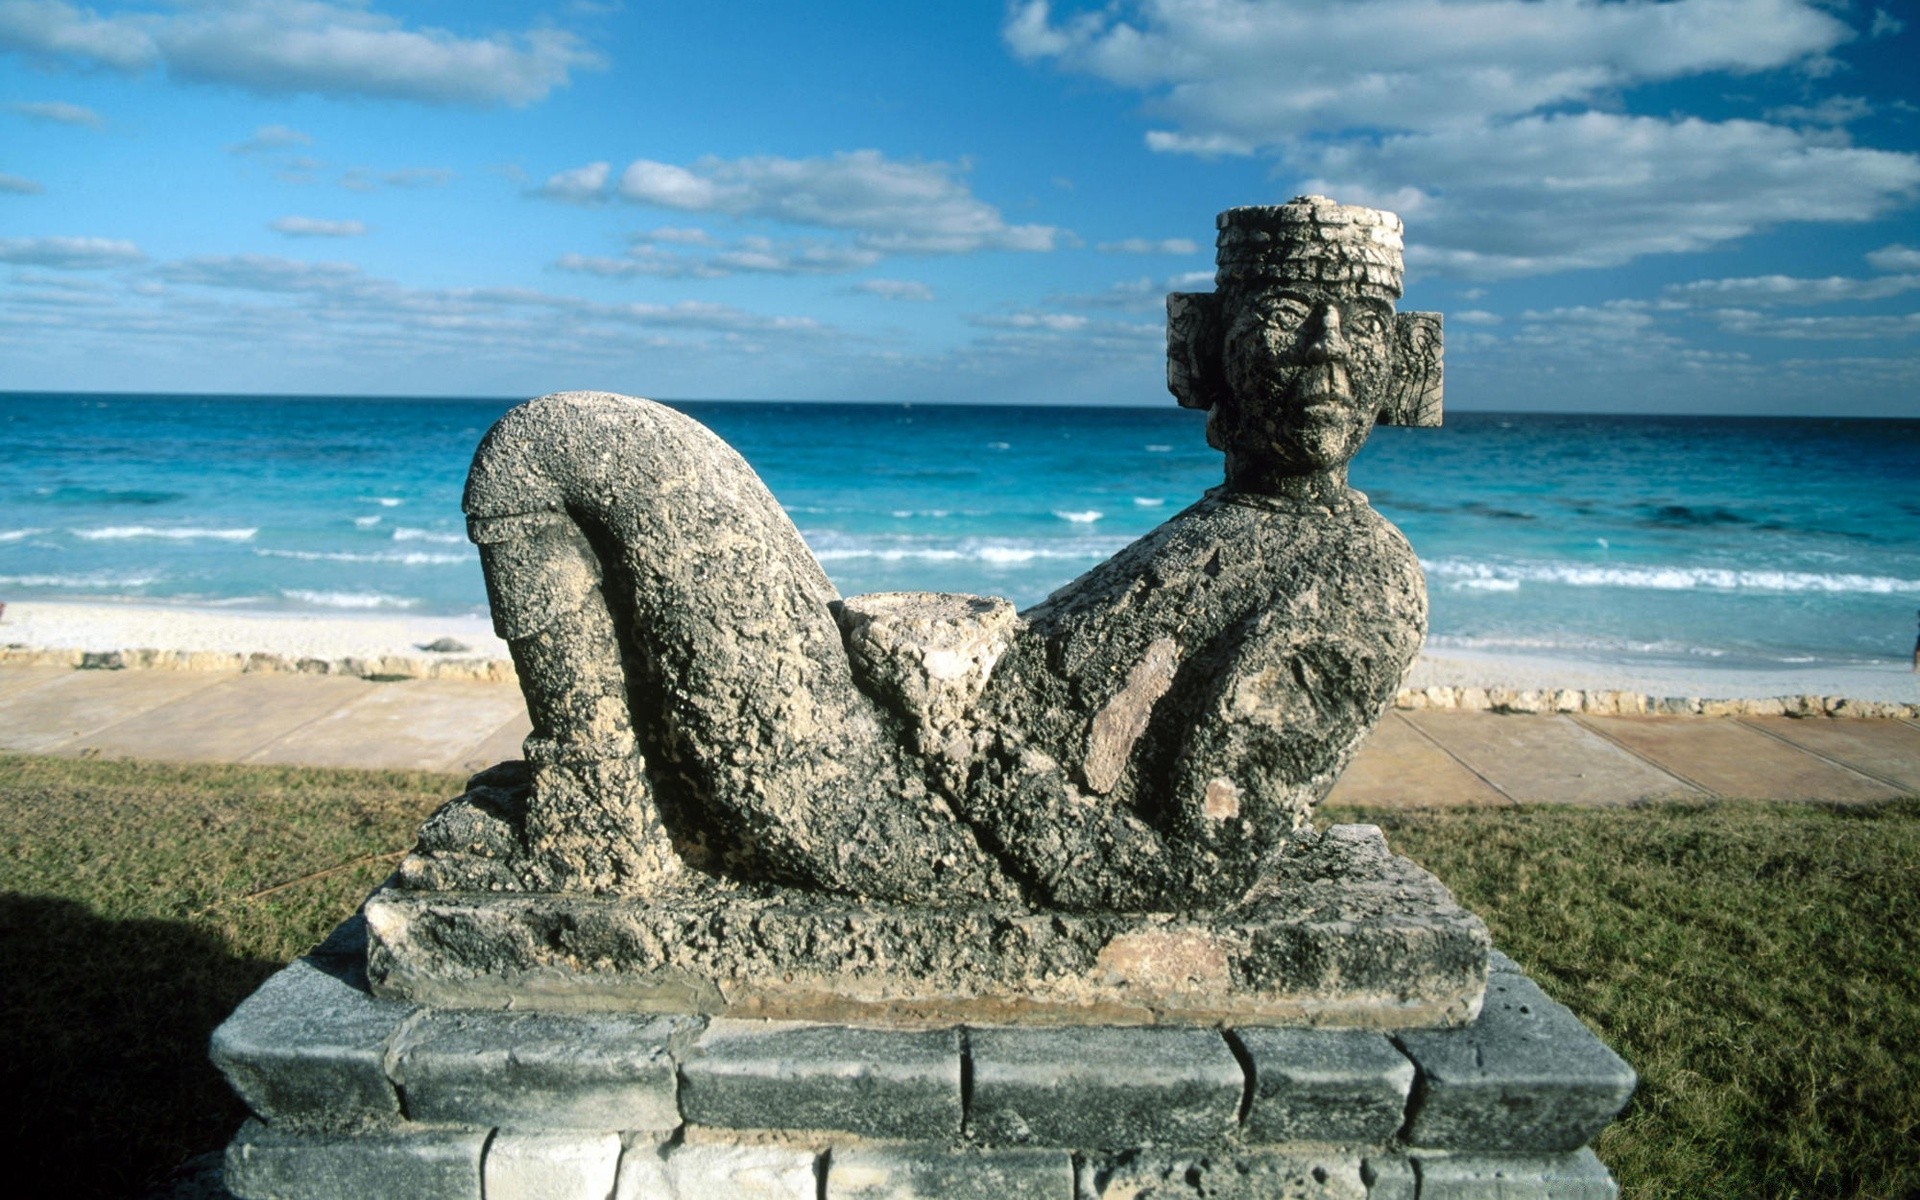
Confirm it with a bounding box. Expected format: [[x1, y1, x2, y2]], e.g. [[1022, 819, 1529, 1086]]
[[2, 663, 1916, 804]]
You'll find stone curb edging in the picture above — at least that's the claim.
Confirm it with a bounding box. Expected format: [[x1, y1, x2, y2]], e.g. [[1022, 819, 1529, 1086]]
[[0, 644, 516, 683], [1392, 684, 1918, 721]]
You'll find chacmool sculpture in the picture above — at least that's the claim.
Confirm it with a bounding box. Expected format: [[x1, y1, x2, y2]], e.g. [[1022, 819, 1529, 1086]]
[[399, 195, 1444, 920], [219, 202, 1635, 1198]]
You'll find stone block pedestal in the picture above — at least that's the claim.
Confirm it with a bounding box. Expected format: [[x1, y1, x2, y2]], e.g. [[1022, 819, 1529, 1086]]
[[212, 932, 1632, 1199]]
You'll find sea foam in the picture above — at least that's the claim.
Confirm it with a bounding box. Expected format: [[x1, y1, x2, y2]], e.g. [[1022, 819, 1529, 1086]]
[[393, 527, 465, 544], [1424, 558, 1920, 595], [281, 589, 419, 609], [73, 526, 257, 542], [255, 549, 472, 565]]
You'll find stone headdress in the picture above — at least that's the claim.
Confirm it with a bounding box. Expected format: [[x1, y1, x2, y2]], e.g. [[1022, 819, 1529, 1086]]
[[1167, 195, 1443, 427]]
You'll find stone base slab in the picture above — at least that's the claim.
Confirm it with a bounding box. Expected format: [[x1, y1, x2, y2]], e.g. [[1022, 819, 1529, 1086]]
[[365, 824, 1492, 1029], [212, 937, 1630, 1198], [224, 1122, 1620, 1200]]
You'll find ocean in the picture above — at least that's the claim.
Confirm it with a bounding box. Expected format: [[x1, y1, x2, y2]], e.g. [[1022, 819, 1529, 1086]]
[[3, 392, 1917, 673]]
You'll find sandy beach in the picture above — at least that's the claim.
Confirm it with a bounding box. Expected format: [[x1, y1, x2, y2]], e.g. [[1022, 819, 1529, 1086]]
[[3, 599, 1915, 707], [0, 600, 507, 665]]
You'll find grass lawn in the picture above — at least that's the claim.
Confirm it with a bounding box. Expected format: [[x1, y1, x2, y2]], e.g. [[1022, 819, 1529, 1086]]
[[0, 752, 1915, 1198]]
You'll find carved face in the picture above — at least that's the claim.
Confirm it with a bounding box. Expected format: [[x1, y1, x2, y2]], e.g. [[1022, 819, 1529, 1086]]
[[1217, 285, 1397, 474]]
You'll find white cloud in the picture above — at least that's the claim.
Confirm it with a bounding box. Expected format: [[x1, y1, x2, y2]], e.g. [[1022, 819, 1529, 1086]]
[[593, 150, 1064, 254], [1664, 272, 1920, 306], [0, 171, 45, 194], [229, 123, 311, 154], [1097, 236, 1199, 254], [642, 226, 714, 246], [1297, 113, 1920, 278], [558, 234, 883, 279], [0, 1, 599, 107], [1706, 309, 1920, 339], [0, 234, 141, 267], [557, 250, 720, 280], [1870, 7, 1903, 38], [8, 99, 104, 127], [270, 216, 367, 238], [852, 279, 934, 302], [1050, 271, 1214, 312], [0, 0, 156, 70], [1006, 0, 1854, 144], [1764, 95, 1873, 126], [538, 160, 610, 203], [135, 253, 830, 342], [342, 165, 452, 191], [1008, 2, 1919, 280], [707, 238, 882, 276], [158, 253, 366, 292], [1867, 244, 1920, 272], [967, 310, 1092, 333], [1452, 309, 1503, 326]]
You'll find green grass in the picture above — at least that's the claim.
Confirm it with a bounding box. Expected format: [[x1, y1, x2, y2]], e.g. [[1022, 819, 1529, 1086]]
[[1322, 798, 1920, 1200], [0, 754, 460, 1198], [0, 753, 1915, 1197]]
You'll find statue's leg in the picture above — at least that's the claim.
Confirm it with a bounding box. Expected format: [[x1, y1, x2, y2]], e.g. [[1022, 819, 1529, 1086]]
[[466, 393, 1014, 905], [476, 514, 685, 893]]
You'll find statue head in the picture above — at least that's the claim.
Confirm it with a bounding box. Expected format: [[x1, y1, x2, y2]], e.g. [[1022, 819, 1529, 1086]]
[[1167, 196, 1442, 493]]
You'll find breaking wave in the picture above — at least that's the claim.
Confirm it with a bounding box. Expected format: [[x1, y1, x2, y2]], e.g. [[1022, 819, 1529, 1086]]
[[73, 525, 257, 542], [1423, 558, 1920, 595], [280, 589, 418, 609]]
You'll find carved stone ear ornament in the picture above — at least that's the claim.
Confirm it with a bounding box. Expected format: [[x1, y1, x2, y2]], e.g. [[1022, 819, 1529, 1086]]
[[1165, 291, 1444, 427]]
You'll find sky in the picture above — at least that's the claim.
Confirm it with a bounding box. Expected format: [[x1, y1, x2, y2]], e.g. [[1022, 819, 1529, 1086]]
[[2, 0, 1918, 415]]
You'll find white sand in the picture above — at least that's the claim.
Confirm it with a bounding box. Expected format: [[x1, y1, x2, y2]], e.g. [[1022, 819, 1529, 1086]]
[[0, 600, 507, 663], [2, 599, 1916, 703], [1408, 649, 1918, 705]]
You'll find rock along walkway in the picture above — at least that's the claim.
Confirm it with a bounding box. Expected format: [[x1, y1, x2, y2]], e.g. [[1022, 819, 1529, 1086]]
[[1, 662, 1917, 805]]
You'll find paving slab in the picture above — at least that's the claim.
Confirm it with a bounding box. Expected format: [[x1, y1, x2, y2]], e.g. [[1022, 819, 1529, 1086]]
[[1401, 712, 1700, 806], [0, 664, 72, 700], [0, 668, 231, 754], [1578, 715, 1901, 803], [450, 710, 533, 775], [69, 671, 372, 764], [1740, 716, 1920, 794], [1326, 711, 1511, 808], [244, 677, 530, 772]]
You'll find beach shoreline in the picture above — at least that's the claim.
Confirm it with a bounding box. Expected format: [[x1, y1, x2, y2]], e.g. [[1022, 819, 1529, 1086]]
[[2, 599, 1915, 716]]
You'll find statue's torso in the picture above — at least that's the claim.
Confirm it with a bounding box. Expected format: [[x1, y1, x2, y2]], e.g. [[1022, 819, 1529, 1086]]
[[961, 489, 1426, 909]]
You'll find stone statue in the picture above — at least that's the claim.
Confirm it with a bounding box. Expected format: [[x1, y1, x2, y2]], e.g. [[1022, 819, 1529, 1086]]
[[218, 200, 1630, 1196], [402, 195, 1444, 918]]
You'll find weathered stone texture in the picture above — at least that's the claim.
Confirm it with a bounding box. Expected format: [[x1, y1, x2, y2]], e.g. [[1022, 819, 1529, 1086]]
[[967, 1026, 1243, 1147], [385, 1008, 691, 1131], [209, 958, 413, 1132], [1397, 974, 1636, 1152], [1414, 1148, 1619, 1199], [1361, 1155, 1418, 1200], [614, 1140, 820, 1200], [1235, 1026, 1415, 1144], [826, 1146, 1071, 1200], [679, 1020, 962, 1139], [394, 200, 1446, 917], [223, 1120, 484, 1200], [483, 1132, 621, 1200], [367, 824, 1489, 1028], [1082, 1151, 1369, 1199]]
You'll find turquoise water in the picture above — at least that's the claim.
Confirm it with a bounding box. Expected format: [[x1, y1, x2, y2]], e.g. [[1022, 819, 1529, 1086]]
[[3, 393, 1917, 672]]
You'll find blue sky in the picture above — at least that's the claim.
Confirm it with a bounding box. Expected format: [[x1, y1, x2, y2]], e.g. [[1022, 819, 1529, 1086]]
[[2, 0, 1917, 414]]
